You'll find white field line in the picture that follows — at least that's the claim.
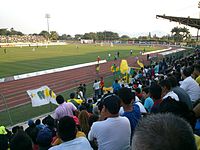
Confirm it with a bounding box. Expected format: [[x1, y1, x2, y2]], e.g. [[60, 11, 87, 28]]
[[0, 60, 107, 82]]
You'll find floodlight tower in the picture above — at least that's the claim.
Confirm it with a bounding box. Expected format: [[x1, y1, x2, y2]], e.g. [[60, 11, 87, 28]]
[[45, 13, 50, 42]]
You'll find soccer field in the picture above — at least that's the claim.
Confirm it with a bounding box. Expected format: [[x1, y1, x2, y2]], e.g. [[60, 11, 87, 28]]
[[0, 44, 159, 78]]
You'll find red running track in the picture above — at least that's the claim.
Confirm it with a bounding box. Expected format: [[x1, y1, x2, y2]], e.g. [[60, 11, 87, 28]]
[[0, 55, 151, 111]]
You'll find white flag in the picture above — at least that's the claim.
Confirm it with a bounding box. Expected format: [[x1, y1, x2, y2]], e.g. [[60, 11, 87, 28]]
[[27, 86, 57, 107]]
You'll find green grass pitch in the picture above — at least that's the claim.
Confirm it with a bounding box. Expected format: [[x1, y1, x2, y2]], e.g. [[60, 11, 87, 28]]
[[0, 44, 159, 78]]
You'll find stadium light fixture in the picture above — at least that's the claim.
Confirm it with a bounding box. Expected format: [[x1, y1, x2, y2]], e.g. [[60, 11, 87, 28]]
[[45, 13, 50, 43], [45, 13, 50, 34]]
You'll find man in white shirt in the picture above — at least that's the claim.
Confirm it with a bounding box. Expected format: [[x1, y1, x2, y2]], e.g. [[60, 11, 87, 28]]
[[159, 79, 179, 101], [88, 94, 131, 150], [180, 68, 200, 102], [93, 80, 100, 99], [49, 116, 92, 150]]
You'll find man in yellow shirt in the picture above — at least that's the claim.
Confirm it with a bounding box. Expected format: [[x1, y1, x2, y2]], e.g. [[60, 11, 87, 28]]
[[193, 64, 200, 85], [67, 92, 83, 108]]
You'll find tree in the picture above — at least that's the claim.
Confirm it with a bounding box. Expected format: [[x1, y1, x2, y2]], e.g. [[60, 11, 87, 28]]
[[50, 31, 59, 40], [9, 28, 23, 35], [180, 27, 191, 41], [171, 27, 191, 43], [138, 36, 148, 40], [74, 34, 83, 40], [96, 32, 104, 40], [0, 28, 9, 35], [66, 35, 72, 40], [120, 35, 130, 41], [82, 32, 97, 41], [0, 28, 23, 36], [39, 30, 50, 39], [32, 33, 38, 36], [171, 27, 182, 42], [59, 34, 68, 40], [103, 31, 119, 40]]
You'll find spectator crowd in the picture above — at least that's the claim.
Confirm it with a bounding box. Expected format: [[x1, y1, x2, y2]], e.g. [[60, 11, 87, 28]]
[[0, 48, 200, 150], [0, 35, 46, 43]]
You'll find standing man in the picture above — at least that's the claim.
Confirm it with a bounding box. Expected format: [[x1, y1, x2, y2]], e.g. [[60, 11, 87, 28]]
[[100, 77, 104, 96], [54, 95, 78, 120], [143, 48, 146, 53], [130, 49, 133, 56], [93, 80, 100, 99], [4, 48, 7, 54], [112, 79, 121, 94], [108, 53, 111, 61], [97, 56, 100, 64], [95, 64, 100, 75], [117, 51, 120, 58]]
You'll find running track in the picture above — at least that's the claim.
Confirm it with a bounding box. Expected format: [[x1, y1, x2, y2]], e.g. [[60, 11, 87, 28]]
[[0, 54, 158, 112]]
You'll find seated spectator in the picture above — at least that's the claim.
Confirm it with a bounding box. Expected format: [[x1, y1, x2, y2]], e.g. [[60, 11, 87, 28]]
[[35, 119, 45, 131], [54, 95, 78, 120], [11, 126, 21, 139], [134, 96, 147, 114], [42, 115, 56, 137], [159, 79, 179, 101], [10, 129, 33, 150], [180, 67, 200, 103], [132, 113, 197, 150], [49, 116, 92, 150], [193, 64, 200, 85], [135, 88, 143, 100], [87, 106, 100, 128], [88, 94, 131, 150], [79, 99, 93, 114], [149, 83, 162, 113], [118, 87, 141, 138], [168, 76, 192, 110], [154, 62, 159, 74], [36, 127, 53, 150], [158, 97, 196, 130], [142, 87, 154, 113], [25, 119, 39, 149], [67, 92, 83, 108], [86, 98, 94, 113], [0, 126, 9, 150], [78, 110, 90, 136], [52, 116, 86, 146]]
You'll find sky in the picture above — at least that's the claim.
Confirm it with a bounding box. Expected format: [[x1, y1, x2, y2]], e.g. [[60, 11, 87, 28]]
[[0, 0, 199, 37]]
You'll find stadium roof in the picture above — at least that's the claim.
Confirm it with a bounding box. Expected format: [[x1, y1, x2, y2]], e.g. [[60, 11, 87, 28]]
[[156, 15, 200, 29]]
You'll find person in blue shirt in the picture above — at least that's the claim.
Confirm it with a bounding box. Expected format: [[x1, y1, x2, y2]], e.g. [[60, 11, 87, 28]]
[[112, 79, 121, 94], [142, 87, 154, 113], [118, 87, 141, 138], [154, 62, 159, 74]]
